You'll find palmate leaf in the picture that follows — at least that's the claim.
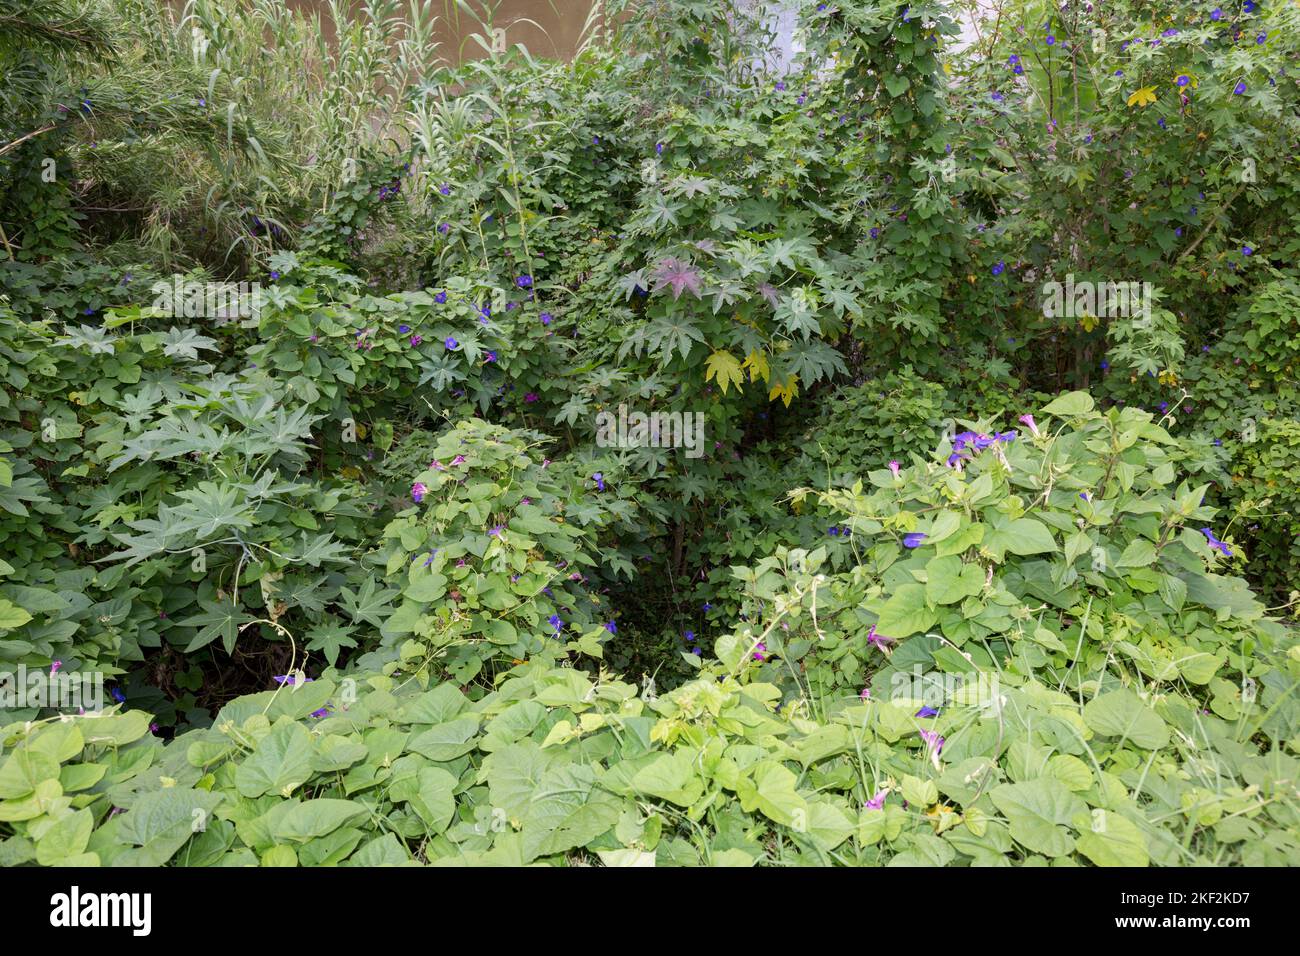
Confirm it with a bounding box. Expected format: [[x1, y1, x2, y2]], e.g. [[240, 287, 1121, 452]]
[[160, 327, 219, 360], [289, 533, 351, 567], [178, 598, 249, 654], [304, 618, 358, 667], [649, 315, 707, 364], [339, 577, 399, 628], [615, 269, 649, 301], [765, 235, 816, 270], [705, 350, 745, 395], [55, 325, 117, 355], [417, 354, 468, 392], [651, 258, 704, 300], [169, 481, 258, 538], [775, 287, 823, 339], [783, 340, 847, 386], [666, 175, 714, 199]]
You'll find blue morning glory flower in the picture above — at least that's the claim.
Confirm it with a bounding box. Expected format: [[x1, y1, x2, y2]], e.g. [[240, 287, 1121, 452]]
[[1199, 528, 1233, 557], [445, 336, 458, 349], [903, 533, 927, 548], [1233, 81, 1247, 95], [992, 261, 1006, 276]]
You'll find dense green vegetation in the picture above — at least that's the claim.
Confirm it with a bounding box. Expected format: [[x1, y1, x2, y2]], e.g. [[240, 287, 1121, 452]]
[[0, 0, 1297, 867]]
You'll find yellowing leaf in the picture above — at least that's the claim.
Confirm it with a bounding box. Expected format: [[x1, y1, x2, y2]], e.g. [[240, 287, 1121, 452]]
[[768, 374, 799, 408], [742, 349, 771, 384], [1126, 86, 1157, 108], [704, 350, 745, 395]]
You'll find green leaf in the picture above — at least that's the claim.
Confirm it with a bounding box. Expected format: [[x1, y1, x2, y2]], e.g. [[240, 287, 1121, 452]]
[[1082, 690, 1170, 749], [272, 799, 369, 843], [925, 555, 984, 605], [631, 751, 705, 807], [875, 583, 937, 638], [989, 779, 1086, 858], [35, 808, 94, 865], [736, 760, 808, 826], [117, 788, 225, 865], [521, 764, 622, 862], [1040, 392, 1095, 417], [235, 718, 315, 798], [1076, 811, 1150, 867]]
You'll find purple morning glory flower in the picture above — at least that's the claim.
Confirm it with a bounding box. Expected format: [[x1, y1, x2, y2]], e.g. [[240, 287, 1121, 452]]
[[692, 646, 702, 656], [1211, 8, 1223, 20], [593, 472, 605, 491], [439, 183, 451, 195], [434, 291, 447, 304], [488, 525, 504, 536], [410, 334, 423, 347], [919, 728, 944, 755], [310, 708, 331, 719], [1233, 81, 1247, 95], [829, 527, 840, 536], [273, 674, 314, 686], [484, 350, 497, 362], [111, 687, 126, 703], [398, 324, 410, 334], [1046, 35, 1055, 45], [864, 790, 887, 811], [685, 630, 695, 642], [540, 312, 552, 325], [702, 602, 713, 611], [1200, 528, 1233, 557], [1176, 75, 1191, 88], [516, 275, 532, 288], [992, 261, 1006, 276], [866, 626, 894, 650], [903, 533, 927, 548], [752, 642, 767, 662], [548, 614, 564, 631], [605, 621, 617, 634], [411, 482, 427, 503], [445, 336, 458, 349], [915, 706, 939, 718], [438, 223, 450, 234], [656, 142, 663, 155], [1242, 246, 1253, 256]]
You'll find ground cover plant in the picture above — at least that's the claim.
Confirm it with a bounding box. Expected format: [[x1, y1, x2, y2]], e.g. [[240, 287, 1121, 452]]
[[0, 0, 1297, 868]]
